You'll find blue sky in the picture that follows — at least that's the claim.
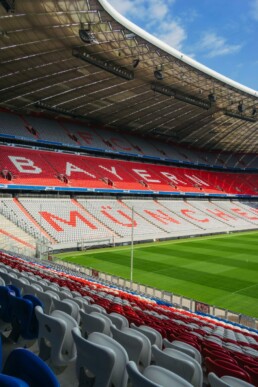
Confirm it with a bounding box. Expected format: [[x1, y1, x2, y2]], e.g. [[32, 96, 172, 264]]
[[108, 0, 258, 91]]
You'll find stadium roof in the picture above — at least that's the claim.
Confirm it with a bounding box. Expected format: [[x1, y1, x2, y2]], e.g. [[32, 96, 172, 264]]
[[0, 0, 257, 154]]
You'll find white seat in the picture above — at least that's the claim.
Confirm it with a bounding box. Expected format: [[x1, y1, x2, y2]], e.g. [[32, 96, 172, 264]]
[[111, 325, 143, 365], [62, 298, 80, 323], [80, 310, 107, 338], [84, 303, 106, 314], [35, 305, 77, 367], [72, 326, 115, 387], [45, 290, 60, 300], [162, 347, 203, 387], [52, 298, 80, 322], [164, 339, 202, 364], [222, 375, 255, 387], [209, 372, 255, 387], [133, 324, 162, 349], [124, 327, 152, 368], [108, 313, 129, 329], [109, 312, 129, 328], [22, 283, 43, 296], [126, 361, 192, 387], [88, 331, 129, 387], [90, 312, 113, 336], [35, 290, 55, 314], [152, 345, 195, 383]]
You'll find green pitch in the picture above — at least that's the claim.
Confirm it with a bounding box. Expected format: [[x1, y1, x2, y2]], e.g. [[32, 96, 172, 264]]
[[55, 231, 258, 318]]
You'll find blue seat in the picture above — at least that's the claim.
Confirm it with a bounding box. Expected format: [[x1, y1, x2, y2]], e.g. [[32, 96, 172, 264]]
[[9, 295, 43, 341], [0, 286, 19, 324], [3, 348, 60, 387], [7, 285, 21, 297], [0, 374, 29, 387]]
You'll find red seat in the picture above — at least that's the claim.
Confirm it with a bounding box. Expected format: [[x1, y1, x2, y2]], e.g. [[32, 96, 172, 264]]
[[244, 366, 258, 386], [205, 357, 252, 384]]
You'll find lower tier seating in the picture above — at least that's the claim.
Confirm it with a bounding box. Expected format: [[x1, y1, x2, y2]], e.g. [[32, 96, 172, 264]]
[[0, 198, 257, 252], [0, 251, 258, 387]]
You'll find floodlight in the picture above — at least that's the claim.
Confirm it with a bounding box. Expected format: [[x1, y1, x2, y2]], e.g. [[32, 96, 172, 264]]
[[208, 93, 216, 103], [238, 102, 245, 113], [132, 59, 140, 68], [154, 69, 164, 81], [73, 48, 134, 80]]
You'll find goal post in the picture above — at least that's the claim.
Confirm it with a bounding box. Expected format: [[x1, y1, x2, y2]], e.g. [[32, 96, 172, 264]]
[[77, 237, 113, 251]]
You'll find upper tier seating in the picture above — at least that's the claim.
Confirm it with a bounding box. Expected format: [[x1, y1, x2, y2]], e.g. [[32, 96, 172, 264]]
[[0, 145, 257, 194], [1, 111, 257, 169]]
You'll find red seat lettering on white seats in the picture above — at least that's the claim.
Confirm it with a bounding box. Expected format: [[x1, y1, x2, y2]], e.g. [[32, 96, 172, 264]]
[[77, 131, 93, 144], [101, 206, 137, 227], [39, 211, 97, 231], [144, 209, 180, 225], [231, 208, 258, 220], [8, 156, 42, 174], [181, 209, 209, 223], [206, 209, 236, 220], [109, 138, 132, 151]]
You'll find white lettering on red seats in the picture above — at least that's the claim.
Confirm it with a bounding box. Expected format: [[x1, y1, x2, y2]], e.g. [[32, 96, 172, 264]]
[[144, 209, 180, 225], [101, 205, 137, 227], [109, 138, 132, 151], [181, 209, 209, 222], [78, 132, 93, 144], [184, 174, 210, 187], [65, 162, 95, 178], [98, 166, 123, 180], [132, 169, 160, 183], [206, 209, 235, 221], [160, 172, 187, 185], [231, 208, 258, 220], [8, 156, 42, 174], [39, 211, 97, 232]]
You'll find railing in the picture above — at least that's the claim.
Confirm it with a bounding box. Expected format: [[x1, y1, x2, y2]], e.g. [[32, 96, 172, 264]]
[[54, 258, 258, 330]]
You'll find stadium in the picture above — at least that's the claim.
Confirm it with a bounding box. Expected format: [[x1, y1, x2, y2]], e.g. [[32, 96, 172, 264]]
[[0, 0, 258, 385]]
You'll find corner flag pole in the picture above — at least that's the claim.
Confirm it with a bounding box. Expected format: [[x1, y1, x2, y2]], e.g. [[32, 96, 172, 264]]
[[130, 206, 134, 286]]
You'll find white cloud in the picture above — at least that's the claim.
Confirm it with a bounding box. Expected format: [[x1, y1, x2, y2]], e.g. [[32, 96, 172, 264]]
[[198, 33, 242, 58], [108, 0, 186, 50], [251, 0, 258, 20], [157, 21, 187, 50]]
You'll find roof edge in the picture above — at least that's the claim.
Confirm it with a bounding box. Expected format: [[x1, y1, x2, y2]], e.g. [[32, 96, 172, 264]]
[[99, 0, 258, 98]]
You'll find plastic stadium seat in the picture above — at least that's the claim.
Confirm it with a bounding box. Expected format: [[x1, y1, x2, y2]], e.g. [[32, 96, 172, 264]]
[[126, 360, 193, 387], [205, 357, 252, 384], [161, 347, 202, 387], [110, 325, 144, 365], [108, 312, 129, 329], [3, 348, 59, 387], [244, 366, 258, 386], [163, 338, 202, 364], [35, 306, 77, 367], [72, 328, 129, 387], [0, 374, 29, 387], [9, 294, 43, 341], [80, 310, 109, 338], [131, 324, 162, 349], [152, 344, 195, 383], [208, 372, 255, 387], [72, 327, 115, 387]]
